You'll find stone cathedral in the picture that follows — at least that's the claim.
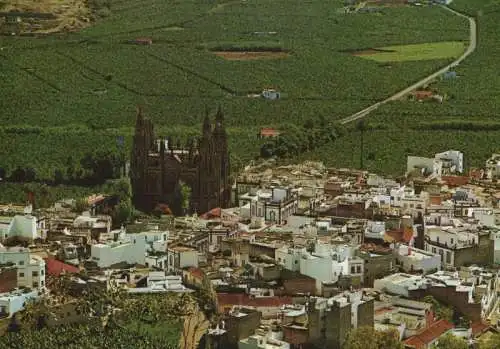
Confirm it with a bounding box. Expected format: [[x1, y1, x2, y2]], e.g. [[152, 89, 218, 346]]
[[130, 107, 231, 215]]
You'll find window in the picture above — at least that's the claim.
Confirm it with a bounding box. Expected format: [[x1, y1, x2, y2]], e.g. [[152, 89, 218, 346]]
[[19, 272, 24, 277], [351, 266, 355, 274], [41, 270, 44, 276], [294, 260, 298, 265], [446, 251, 452, 264], [41, 280, 44, 287], [450, 238, 454, 245], [32, 271, 39, 277], [32, 282, 38, 288], [432, 247, 436, 254], [356, 265, 361, 274], [19, 261, 24, 266]]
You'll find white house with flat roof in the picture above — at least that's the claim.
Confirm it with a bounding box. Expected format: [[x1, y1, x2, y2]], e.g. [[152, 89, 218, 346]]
[[0, 245, 45, 289], [394, 244, 441, 274], [166, 245, 198, 272], [0, 214, 42, 241], [91, 237, 146, 268], [0, 289, 39, 318], [374, 273, 425, 297]]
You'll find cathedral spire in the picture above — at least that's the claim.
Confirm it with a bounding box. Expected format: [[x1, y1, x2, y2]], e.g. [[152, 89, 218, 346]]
[[203, 110, 212, 135], [135, 105, 144, 128], [214, 104, 224, 132]]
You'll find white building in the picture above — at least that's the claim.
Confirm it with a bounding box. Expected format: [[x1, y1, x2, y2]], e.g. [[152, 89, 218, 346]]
[[261, 89, 281, 100], [365, 221, 386, 240], [277, 243, 362, 293], [485, 153, 500, 179], [166, 245, 199, 272], [374, 273, 425, 297], [73, 213, 111, 233], [0, 213, 43, 241], [128, 228, 169, 253], [435, 150, 464, 174], [127, 272, 192, 294], [394, 244, 441, 274], [275, 246, 305, 272], [424, 227, 478, 267], [390, 186, 415, 208], [0, 289, 39, 318], [91, 237, 146, 268], [240, 187, 299, 225], [239, 332, 290, 349], [407, 150, 463, 177], [0, 246, 46, 289]]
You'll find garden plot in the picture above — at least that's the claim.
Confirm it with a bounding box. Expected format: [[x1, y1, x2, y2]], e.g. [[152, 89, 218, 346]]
[[352, 41, 466, 62]]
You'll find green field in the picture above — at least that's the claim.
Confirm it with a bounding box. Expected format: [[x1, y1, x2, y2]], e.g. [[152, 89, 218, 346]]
[[0, 0, 472, 203], [354, 41, 466, 62], [305, 0, 500, 176]]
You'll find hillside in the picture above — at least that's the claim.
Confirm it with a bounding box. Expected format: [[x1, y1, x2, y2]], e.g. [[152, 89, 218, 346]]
[[310, 0, 500, 175], [0, 0, 472, 202], [0, 0, 93, 33]]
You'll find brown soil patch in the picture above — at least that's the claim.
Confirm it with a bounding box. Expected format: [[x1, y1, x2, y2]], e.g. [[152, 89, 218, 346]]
[[1, 0, 92, 34], [214, 51, 289, 60]]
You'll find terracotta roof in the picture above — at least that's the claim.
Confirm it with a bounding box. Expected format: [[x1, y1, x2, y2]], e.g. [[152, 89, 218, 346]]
[[217, 293, 293, 308], [45, 257, 79, 276], [384, 228, 413, 244], [412, 90, 434, 100], [187, 267, 204, 279], [200, 207, 221, 220], [441, 176, 470, 187], [471, 321, 490, 337], [404, 319, 453, 349], [260, 128, 280, 137]]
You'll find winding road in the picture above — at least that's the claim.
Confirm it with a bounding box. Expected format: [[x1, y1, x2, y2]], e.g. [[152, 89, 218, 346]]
[[340, 5, 477, 125]]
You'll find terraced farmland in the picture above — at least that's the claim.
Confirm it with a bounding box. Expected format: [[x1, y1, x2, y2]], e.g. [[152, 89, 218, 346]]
[[0, 0, 471, 202]]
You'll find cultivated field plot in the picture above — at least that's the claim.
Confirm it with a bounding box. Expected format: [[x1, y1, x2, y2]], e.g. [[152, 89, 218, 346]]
[[0, 0, 471, 180], [352, 41, 466, 62], [321, 0, 500, 175]]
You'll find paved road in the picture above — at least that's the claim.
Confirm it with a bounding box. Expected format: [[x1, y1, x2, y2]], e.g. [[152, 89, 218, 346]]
[[340, 5, 477, 125]]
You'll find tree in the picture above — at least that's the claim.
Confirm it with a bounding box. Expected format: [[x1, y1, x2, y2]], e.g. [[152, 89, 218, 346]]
[[74, 198, 90, 213], [9, 167, 26, 182], [431, 333, 468, 349], [480, 333, 500, 349], [112, 201, 132, 226], [344, 326, 403, 349], [53, 169, 64, 185], [423, 296, 453, 322]]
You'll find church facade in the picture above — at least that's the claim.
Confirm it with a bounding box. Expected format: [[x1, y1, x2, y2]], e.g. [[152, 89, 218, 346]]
[[130, 107, 231, 215]]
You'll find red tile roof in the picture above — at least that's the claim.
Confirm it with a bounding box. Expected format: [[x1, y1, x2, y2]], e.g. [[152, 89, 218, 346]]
[[384, 228, 413, 244], [45, 257, 79, 276], [260, 128, 280, 137], [412, 90, 434, 100], [200, 207, 221, 220], [471, 321, 490, 337], [217, 293, 293, 309], [187, 267, 204, 279], [404, 319, 453, 349], [441, 176, 470, 187]]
